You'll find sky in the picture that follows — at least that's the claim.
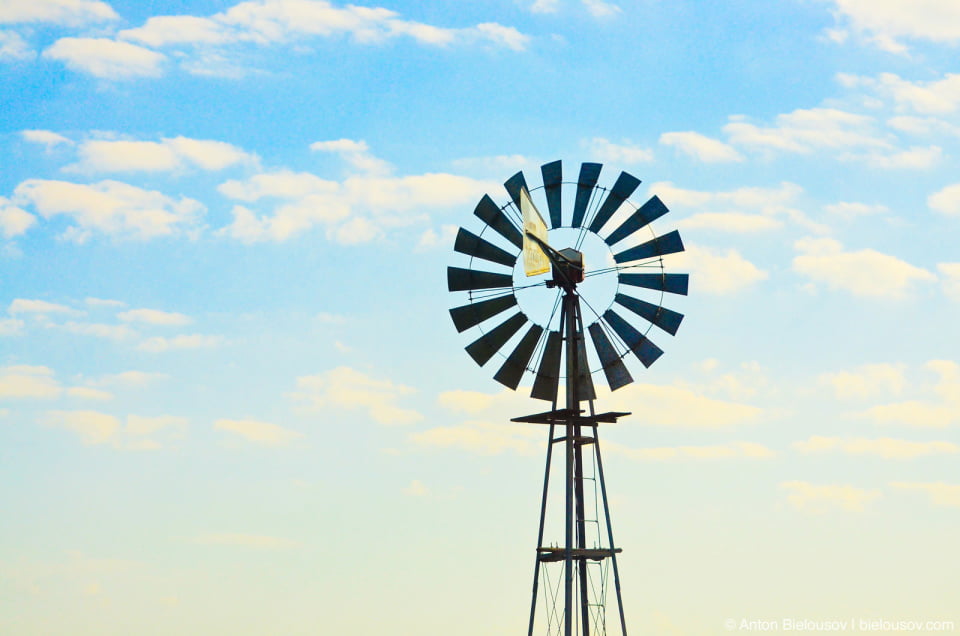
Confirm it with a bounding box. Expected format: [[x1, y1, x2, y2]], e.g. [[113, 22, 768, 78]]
[[1, 0, 959, 634]]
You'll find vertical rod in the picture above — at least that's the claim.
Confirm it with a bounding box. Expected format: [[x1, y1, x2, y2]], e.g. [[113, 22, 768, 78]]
[[563, 289, 578, 636], [528, 421, 558, 633], [573, 299, 591, 636], [593, 428, 627, 635]]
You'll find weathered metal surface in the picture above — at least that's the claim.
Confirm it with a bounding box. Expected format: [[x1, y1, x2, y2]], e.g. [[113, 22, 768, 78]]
[[588, 322, 633, 391], [587, 171, 642, 234], [494, 324, 545, 390], [602, 308, 664, 367], [614, 293, 684, 336], [474, 193, 524, 249], [465, 312, 527, 366], [571, 162, 602, 228], [454, 228, 518, 267], [531, 330, 562, 401], [446, 266, 514, 292], [604, 194, 669, 246], [540, 160, 563, 229], [613, 229, 685, 264], [618, 272, 689, 295], [504, 170, 530, 213], [449, 294, 517, 332]]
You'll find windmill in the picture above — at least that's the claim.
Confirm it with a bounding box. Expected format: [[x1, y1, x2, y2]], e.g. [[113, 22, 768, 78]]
[[447, 160, 688, 635]]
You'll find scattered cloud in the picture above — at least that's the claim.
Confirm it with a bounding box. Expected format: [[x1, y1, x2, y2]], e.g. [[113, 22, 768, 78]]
[[939, 263, 960, 300], [793, 435, 958, 459], [66, 386, 113, 401], [827, 1, 960, 48], [0, 196, 37, 237], [14, 179, 204, 242], [415, 224, 458, 251], [792, 237, 935, 298], [677, 212, 781, 233], [780, 480, 882, 513], [42, 38, 166, 80], [0, 318, 24, 336], [823, 201, 890, 219], [43, 410, 187, 448], [214, 418, 302, 445], [928, 183, 960, 216], [605, 440, 776, 461], [43, 409, 119, 444], [62, 321, 138, 340], [860, 400, 958, 428], [0, 365, 61, 399], [582, 0, 621, 18], [119, 308, 192, 326], [530, 0, 560, 14], [0, 0, 118, 27], [840, 72, 960, 114], [723, 108, 889, 155], [889, 481, 960, 507], [87, 370, 168, 387], [409, 420, 541, 455], [0, 30, 33, 61], [670, 244, 768, 295], [659, 131, 744, 163], [137, 334, 223, 352], [9, 298, 82, 316], [819, 363, 905, 400], [21, 129, 73, 147], [842, 145, 942, 170], [290, 366, 422, 425], [586, 137, 654, 164], [310, 138, 391, 175], [70, 136, 258, 173]]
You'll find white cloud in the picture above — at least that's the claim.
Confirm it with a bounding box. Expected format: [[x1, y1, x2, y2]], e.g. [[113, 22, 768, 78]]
[[43, 410, 187, 448], [415, 224, 458, 251], [889, 482, 960, 507], [659, 131, 743, 163], [118, 308, 192, 326], [119, 15, 233, 47], [605, 440, 776, 461], [823, 201, 890, 219], [88, 370, 168, 387], [828, 0, 960, 45], [723, 108, 889, 154], [793, 436, 958, 459], [409, 421, 542, 455], [819, 363, 905, 400], [780, 481, 882, 513], [0, 0, 118, 26], [530, 0, 560, 13], [14, 179, 204, 242], [62, 321, 137, 340], [600, 382, 765, 429], [9, 298, 82, 316], [0, 31, 33, 60], [43, 410, 119, 444], [214, 418, 302, 445], [844, 72, 960, 114], [670, 244, 768, 295], [792, 237, 935, 298], [0, 196, 36, 238], [676, 212, 781, 233], [928, 183, 960, 216], [43, 38, 166, 80], [939, 263, 960, 300], [0, 365, 61, 399], [310, 138, 391, 175], [21, 129, 72, 148], [66, 386, 113, 401], [71, 136, 257, 173], [137, 334, 223, 353], [290, 366, 422, 425], [859, 401, 958, 428], [0, 318, 24, 336], [582, 0, 621, 18], [586, 137, 654, 164], [842, 145, 942, 170]]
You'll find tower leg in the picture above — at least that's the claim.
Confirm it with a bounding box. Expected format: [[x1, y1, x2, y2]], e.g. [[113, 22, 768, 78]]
[[593, 428, 627, 635]]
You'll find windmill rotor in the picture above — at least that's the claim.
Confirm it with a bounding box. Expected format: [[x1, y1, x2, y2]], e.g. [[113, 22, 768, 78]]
[[447, 159, 689, 402]]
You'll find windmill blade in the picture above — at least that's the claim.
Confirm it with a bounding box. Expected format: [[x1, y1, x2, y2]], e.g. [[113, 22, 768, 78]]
[[474, 194, 524, 250], [588, 323, 633, 391], [504, 171, 529, 212], [602, 309, 664, 368], [571, 162, 602, 228], [614, 293, 684, 336], [604, 195, 669, 246], [531, 330, 562, 402], [540, 160, 563, 229], [575, 331, 596, 401], [494, 324, 545, 390], [454, 228, 518, 268], [449, 294, 518, 332], [447, 267, 514, 292], [587, 171, 642, 235], [613, 230, 685, 264], [465, 312, 527, 366], [619, 272, 689, 296]]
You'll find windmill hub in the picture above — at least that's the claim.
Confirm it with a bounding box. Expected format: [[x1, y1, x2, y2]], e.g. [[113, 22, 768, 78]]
[[550, 247, 584, 288]]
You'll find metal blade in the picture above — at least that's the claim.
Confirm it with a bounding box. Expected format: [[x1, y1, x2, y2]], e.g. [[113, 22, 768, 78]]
[[602, 309, 664, 368], [613, 230, 685, 264], [474, 194, 523, 250], [575, 330, 596, 401], [587, 171, 642, 234], [588, 323, 633, 391], [618, 272, 689, 296], [604, 195, 668, 246], [504, 171, 529, 212], [447, 267, 514, 292], [465, 312, 527, 367], [454, 228, 517, 268], [449, 295, 518, 332], [614, 293, 684, 335], [531, 330, 562, 402], [494, 324, 544, 390], [571, 162, 602, 228], [540, 160, 562, 229]]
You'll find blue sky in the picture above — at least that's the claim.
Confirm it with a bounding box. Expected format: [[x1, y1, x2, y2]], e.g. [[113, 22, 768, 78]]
[[1, 0, 959, 633]]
